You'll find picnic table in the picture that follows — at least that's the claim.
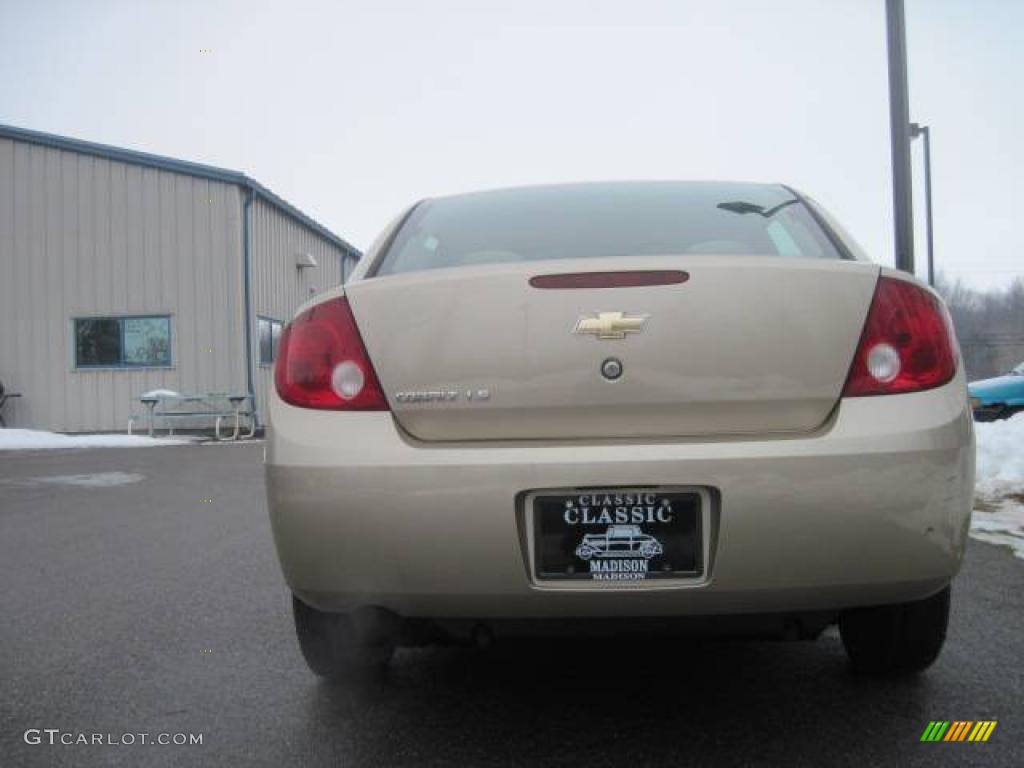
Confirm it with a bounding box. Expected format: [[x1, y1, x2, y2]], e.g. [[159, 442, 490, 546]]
[[128, 391, 256, 441]]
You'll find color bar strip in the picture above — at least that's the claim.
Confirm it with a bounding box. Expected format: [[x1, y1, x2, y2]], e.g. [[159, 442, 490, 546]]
[[921, 721, 950, 742]]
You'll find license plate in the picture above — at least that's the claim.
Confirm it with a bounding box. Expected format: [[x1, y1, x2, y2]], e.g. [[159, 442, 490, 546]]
[[533, 489, 702, 581]]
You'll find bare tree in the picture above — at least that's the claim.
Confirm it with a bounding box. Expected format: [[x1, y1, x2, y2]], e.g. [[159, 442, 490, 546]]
[[935, 275, 1024, 379]]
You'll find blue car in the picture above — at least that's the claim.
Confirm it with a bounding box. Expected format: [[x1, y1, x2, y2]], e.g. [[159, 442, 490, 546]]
[[969, 361, 1024, 421]]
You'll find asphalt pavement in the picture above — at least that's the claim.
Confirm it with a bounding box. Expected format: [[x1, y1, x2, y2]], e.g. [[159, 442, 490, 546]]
[[1, 442, 1021, 768]]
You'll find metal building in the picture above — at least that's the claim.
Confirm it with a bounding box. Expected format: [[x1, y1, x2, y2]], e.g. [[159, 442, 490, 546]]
[[0, 123, 360, 432]]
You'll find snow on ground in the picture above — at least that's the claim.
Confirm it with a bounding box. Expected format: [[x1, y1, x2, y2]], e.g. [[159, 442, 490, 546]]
[[971, 414, 1024, 561], [0, 472, 146, 488], [34, 472, 146, 487], [0, 429, 194, 451], [971, 510, 1024, 560]]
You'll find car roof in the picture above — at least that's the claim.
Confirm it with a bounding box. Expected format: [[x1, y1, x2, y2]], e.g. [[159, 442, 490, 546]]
[[430, 180, 790, 207]]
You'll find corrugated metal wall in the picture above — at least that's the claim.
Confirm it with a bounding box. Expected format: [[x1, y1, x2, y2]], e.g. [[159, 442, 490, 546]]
[[249, 197, 357, 425], [0, 137, 247, 432]]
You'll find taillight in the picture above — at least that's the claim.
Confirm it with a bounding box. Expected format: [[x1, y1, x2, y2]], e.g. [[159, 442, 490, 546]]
[[274, 296, 388, 410], [842, 275, 957, 397]]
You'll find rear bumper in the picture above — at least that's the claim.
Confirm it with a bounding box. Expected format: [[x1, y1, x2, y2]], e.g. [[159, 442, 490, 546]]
[[266, 374, 975, 619]]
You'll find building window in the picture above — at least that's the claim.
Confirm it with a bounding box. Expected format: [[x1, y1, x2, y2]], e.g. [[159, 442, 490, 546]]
[[258, 317, 283, 365], [74, 316, 172, 368]]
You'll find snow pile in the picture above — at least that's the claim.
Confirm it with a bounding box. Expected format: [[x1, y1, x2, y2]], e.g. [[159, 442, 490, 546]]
[[0, 429, 193, 451], [971, 414, 1024, 561], [974, 415, 1024, 496]]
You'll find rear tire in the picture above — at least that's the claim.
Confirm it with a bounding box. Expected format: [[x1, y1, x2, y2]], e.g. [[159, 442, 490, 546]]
[[839, 586, 950, 676], [292, 596, 395, 680]]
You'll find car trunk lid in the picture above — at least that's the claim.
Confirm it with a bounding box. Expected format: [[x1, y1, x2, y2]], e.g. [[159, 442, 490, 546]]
[[345, 256, 880, 441]]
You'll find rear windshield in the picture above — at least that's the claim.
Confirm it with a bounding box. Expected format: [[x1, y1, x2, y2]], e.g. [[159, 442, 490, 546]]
[[375, 182, 845, 276]]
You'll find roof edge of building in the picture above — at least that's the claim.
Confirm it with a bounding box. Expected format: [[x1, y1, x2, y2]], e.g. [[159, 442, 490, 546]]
[[0, 122, 359, 256]]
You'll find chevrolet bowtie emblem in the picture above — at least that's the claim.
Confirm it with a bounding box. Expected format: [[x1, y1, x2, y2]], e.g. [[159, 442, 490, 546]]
[[572, 312, 649, 340]]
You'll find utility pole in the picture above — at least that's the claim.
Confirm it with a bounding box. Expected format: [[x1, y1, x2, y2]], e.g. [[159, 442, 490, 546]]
[[910, 123, 934, 286], [886, 0, 915, 275]]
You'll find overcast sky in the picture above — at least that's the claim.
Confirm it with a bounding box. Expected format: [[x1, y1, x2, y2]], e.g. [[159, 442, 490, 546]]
[[1, 0, 1020, 289]]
